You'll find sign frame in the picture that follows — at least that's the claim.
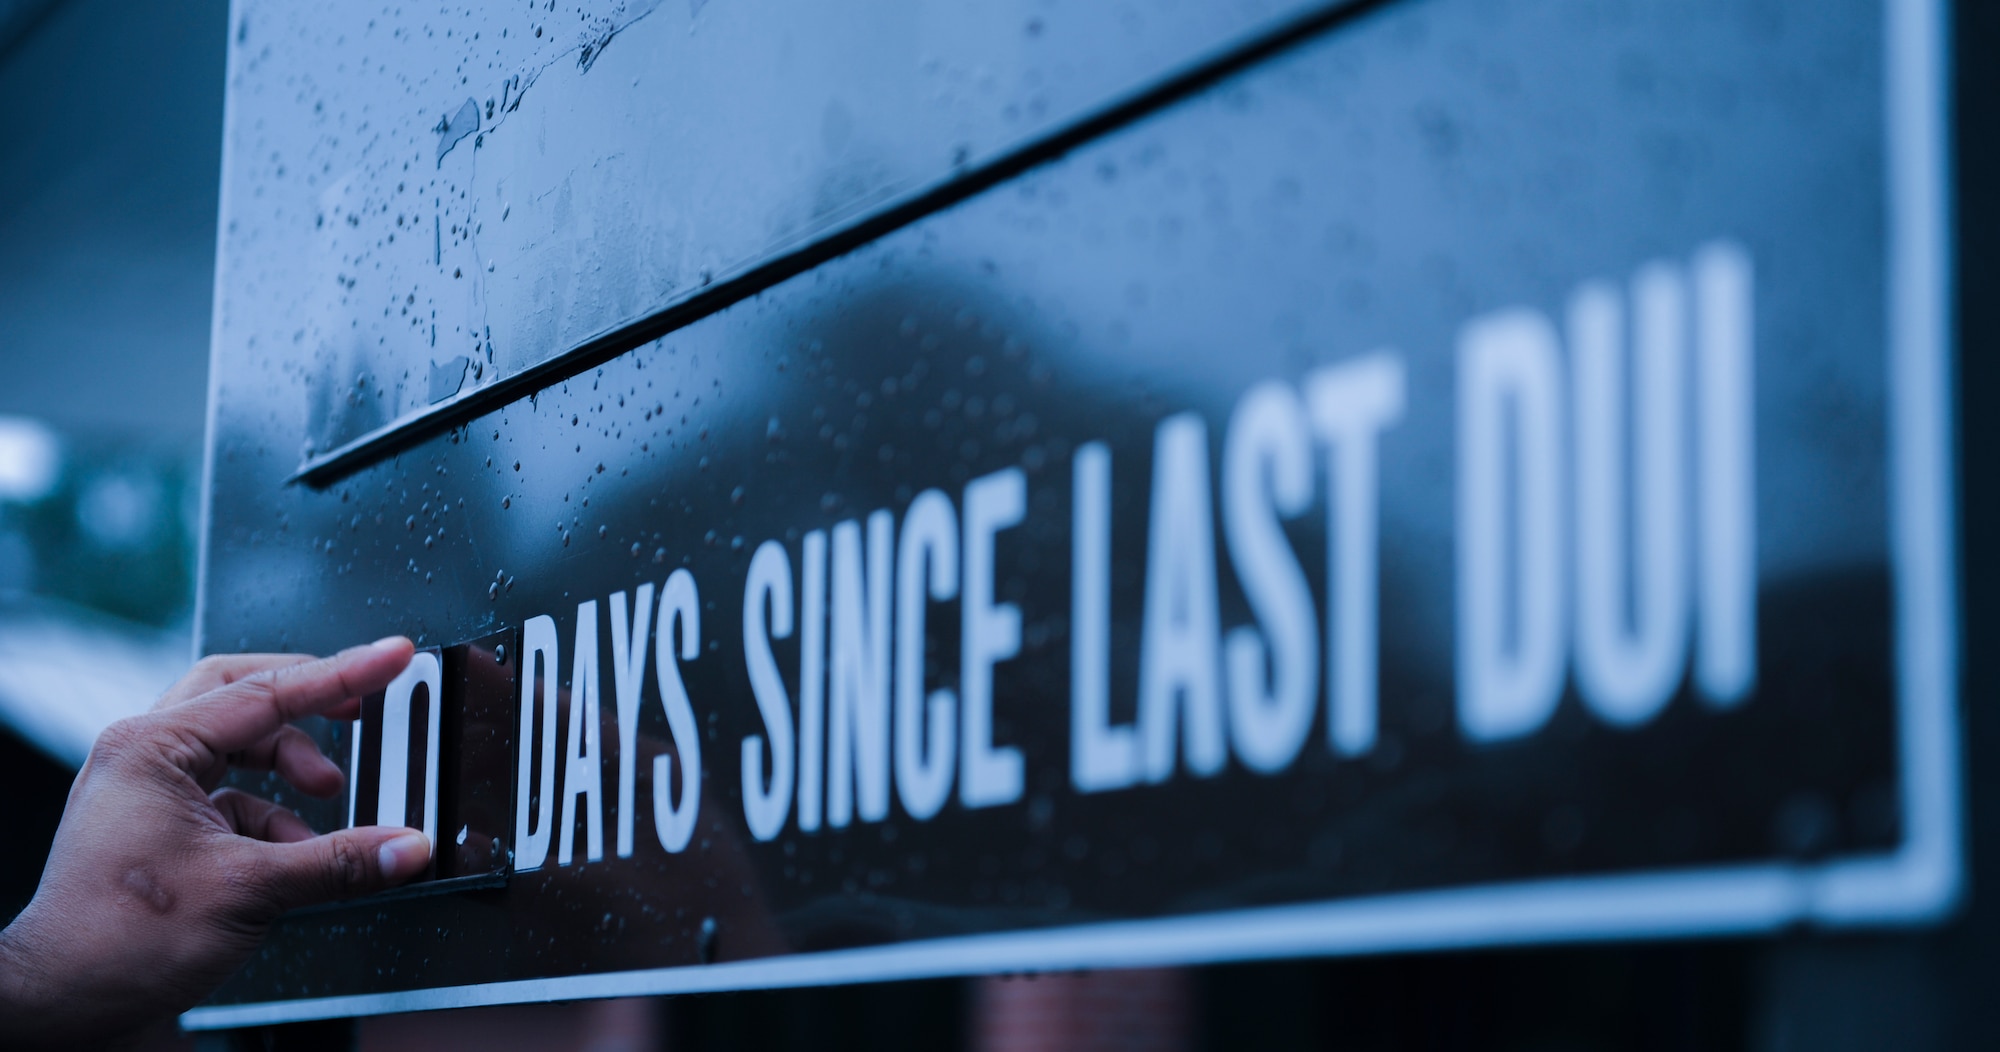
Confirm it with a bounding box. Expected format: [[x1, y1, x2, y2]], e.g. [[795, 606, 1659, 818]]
[[182, 0, 1960, 1029]]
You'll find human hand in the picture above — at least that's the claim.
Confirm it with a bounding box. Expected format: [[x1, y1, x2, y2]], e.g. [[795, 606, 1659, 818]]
[[0, 637, 432, 1046]]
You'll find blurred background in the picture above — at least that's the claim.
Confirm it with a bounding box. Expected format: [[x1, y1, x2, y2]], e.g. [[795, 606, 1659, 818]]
[[1, 1, 1997, 1050], [0, 0, 215, 923]]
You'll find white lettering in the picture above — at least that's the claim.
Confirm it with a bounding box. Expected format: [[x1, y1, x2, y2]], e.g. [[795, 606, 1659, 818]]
[[1695, 242, 1757, 706], [558, 601, 604, 865], [797, 529, 827, 832], [514, 614, 561, 871], [1070, 442, 1140, 792], [742, 541, 796, 841], [608, 584, 655, 859], [1457, 310, 1567, 743], [1572, 268, 1690, 726], [653, 569, 702, 853], [1222, 385, 1318, 774], [828, 511, 894, 827], [895, 490, 958, 820], [376, 650, 441, 841], [1306, 352, 1406, 757], [1139, 413, 1226, 782], [961, 468, 1026, 808]]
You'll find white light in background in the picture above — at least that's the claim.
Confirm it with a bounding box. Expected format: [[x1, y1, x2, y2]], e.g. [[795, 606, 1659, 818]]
[[0, 416, 61, 503], [79, 473, 161, 549]]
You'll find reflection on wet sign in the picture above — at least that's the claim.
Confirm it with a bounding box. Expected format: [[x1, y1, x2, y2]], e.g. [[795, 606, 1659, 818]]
[[189, 0, 1959, 1029]]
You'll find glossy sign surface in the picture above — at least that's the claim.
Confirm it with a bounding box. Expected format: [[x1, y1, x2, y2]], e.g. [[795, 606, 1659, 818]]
[[212, 0, 1351, 468], [190, 0, 1958, 1027]]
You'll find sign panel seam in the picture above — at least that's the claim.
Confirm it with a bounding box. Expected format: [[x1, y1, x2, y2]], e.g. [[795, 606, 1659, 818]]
[[280, 0, 1393, 488]]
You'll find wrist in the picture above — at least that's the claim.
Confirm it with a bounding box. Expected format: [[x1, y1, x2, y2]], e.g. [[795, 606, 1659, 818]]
[[0, 914, 59, 1046]]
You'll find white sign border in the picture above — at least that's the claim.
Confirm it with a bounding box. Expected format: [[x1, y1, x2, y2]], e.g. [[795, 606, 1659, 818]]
[[183, 0, 1960, 1029]]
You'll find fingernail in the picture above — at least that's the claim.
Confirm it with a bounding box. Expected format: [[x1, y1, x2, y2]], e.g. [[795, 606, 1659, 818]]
[[370, 635, 410, 653], [379, 832, 431, 880]]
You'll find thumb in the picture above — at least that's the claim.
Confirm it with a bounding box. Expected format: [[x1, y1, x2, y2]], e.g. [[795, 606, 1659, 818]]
[[256, 827, 432, 912]]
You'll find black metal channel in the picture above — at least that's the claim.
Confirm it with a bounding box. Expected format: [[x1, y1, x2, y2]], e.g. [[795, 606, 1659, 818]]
[[287, 0, 1395, 488]]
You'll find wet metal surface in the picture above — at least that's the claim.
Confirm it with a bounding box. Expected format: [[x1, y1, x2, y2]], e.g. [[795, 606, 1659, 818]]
[[214, 0, 1355, 465], [196, 0, 1951, 1019]]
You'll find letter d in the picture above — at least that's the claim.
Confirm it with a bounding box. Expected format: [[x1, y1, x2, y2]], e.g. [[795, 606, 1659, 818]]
[[1456, 310, 1567, 742]]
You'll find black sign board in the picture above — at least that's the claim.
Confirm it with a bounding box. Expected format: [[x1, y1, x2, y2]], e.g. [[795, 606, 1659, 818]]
[[187, 0, 1959, 1027]]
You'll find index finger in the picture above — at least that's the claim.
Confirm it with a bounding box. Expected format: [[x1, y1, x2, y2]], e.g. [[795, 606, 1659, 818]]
[[152, 653, 315, 711], [167, 637, 415, 765]]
